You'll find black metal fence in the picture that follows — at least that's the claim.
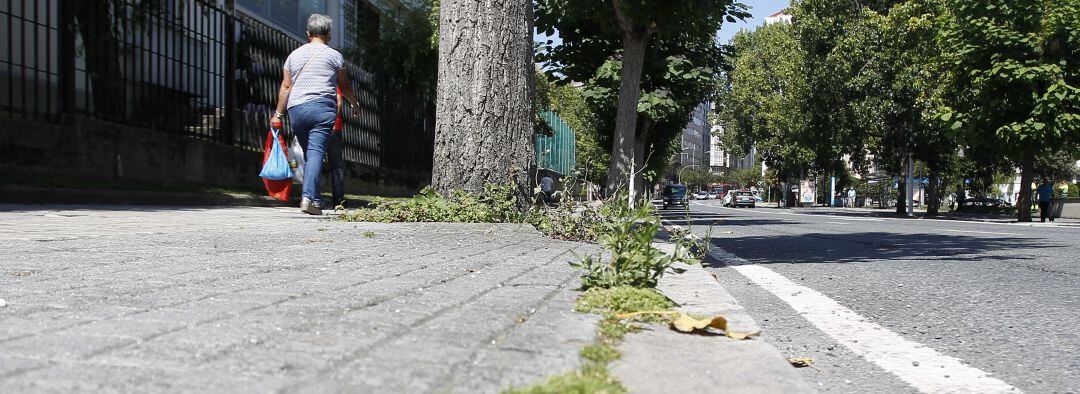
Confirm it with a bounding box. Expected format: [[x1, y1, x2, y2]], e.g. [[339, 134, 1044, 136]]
[[0, 0, 433, 172]]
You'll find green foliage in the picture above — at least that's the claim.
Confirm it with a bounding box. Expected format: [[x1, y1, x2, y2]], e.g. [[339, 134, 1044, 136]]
[[938, 0, 1080, 219], [529, 198, 626, 242], [730, 165, 763, 189], [535, 0, 750, 192], [679, 168, 723, 190], [716, 22, 814, 183], [342, 185, 521, 223], [569, 204, 677, 289], [668, 224, 706, 266], [940, 0, 1080, 154], [353, 0, 439, 102]]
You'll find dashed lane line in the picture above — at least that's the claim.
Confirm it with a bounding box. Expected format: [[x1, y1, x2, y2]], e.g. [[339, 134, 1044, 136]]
[[938, 229, 1019, 236]]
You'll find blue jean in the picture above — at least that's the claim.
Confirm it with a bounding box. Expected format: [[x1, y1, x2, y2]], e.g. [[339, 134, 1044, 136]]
[[288, 98, 336, 202]]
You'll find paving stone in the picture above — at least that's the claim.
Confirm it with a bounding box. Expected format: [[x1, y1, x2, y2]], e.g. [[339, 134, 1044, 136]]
[[0, 206, 598, 392]]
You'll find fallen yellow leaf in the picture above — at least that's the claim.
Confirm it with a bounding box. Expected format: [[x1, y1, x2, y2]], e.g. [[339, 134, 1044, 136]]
[[671, 313, 727, 333], [788, 357, 814, 368]]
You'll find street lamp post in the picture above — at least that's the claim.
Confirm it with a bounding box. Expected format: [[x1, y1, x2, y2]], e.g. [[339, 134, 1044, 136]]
[[678, 164, 701, 185]]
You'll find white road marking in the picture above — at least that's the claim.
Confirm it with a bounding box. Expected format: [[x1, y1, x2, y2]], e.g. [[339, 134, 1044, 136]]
[[713, 250, 1019, 393], [828, 216, 884, 222], [939, 229, 1019, 236]]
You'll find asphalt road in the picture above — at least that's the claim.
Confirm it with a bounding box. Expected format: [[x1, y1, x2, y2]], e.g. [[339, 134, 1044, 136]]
[[662, 201, 1079, 394]]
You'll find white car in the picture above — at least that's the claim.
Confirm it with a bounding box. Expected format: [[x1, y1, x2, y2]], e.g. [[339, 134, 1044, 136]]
[[725, 190, 756, 208], [693, 191, 709, 200]]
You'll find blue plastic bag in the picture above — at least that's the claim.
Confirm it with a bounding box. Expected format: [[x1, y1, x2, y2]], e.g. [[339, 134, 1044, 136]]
[[259, 129, 293, 180]]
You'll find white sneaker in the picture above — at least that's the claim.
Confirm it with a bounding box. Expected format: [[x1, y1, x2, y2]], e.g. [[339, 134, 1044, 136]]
[[300, 197, 323, 215]]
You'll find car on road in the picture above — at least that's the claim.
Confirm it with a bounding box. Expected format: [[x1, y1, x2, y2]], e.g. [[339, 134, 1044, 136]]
[[724, 190, 756, 208], [693, 191, 710, 200], [662, 184, 688, 209]]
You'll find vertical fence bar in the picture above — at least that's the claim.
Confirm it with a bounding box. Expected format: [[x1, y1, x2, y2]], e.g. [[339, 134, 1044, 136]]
[[58, 0, 73, 116], [223, 0, 235, 145]]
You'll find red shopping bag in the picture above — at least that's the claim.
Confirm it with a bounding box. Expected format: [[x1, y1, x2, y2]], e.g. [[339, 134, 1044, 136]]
[[261, 128, 292, 201]]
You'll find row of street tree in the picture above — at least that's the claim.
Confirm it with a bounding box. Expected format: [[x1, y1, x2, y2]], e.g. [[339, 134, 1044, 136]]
[[716, 0, 1078, 221], [423, 0, 751, 206]]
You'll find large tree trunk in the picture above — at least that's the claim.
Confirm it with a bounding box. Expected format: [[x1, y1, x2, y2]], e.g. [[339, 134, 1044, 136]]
[[432, 0, 535, 202], [632, 118, 652, 202], [926, 171, 940, 216], [73, 1, 126, 120], [1017, 149, 1035, 222], [896, 177, 907, 215], [606, 1, 651, 197]]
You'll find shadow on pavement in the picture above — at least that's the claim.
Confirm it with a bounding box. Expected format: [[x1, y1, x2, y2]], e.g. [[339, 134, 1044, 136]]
[[705, 231, 1059, 266], [656, 208, 794, 227]]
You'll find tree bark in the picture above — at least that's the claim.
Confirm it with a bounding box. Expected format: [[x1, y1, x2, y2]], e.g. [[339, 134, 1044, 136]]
[[1017, 149, 1035, 222], [926, 171, 940, 216], [432, 0, 535, 202], [632, 119, 651, 202], [606, 0, 651, 198]]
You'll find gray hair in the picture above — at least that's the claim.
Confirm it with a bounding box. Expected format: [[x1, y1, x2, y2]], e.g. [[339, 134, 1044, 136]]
[[306, 14, 333, 37]]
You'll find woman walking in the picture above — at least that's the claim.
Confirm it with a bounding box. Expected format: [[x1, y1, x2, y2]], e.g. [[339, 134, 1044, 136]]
[[271, 14, 358, 215]]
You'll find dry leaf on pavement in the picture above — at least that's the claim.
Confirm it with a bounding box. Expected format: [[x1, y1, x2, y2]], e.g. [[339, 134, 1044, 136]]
[[788, 357, 814, 368], [615, 311, 760, 340]]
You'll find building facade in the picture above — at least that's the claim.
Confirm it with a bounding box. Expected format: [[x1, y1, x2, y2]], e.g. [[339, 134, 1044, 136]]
[[679, 102, 710, 168]]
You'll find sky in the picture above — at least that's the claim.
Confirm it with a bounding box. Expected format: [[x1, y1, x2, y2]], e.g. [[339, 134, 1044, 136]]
[[535, 0, 793, 54], [717, 0, 792, 44]]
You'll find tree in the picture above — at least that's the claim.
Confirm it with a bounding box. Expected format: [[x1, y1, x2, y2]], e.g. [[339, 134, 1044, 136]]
[[716, 23, 813, 196], [581, 46, 722, 199], [829, 0, 960, 215], [938, 0, 1079, 221], [432, 0, 535, 202], [728, 166, 763, 190], [535, 0, 749, 197]]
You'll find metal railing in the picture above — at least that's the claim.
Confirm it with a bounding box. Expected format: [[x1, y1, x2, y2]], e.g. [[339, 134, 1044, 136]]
[[0, 0, 433, 173]]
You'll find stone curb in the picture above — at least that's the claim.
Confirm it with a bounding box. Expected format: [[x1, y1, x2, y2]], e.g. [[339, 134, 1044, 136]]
[[607, 221, 816, 393]]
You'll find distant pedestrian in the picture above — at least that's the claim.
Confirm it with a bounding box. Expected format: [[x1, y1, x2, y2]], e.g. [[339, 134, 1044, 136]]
[[847, 188, 857, 208], [1036, 179, 1055, 222], [271, 14, 359, 215], [540, 174, 554, 205]]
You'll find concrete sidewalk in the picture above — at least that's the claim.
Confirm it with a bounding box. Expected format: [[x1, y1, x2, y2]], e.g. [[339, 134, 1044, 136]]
[[0, 206, 598, 392]]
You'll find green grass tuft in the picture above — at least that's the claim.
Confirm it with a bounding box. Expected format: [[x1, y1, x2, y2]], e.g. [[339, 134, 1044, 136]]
[[580, 343, 621, 364], [574, 286, 674, 320], [504, 363, 626, 394]]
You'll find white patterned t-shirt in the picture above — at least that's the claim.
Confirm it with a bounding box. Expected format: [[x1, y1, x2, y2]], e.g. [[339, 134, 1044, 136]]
[[283, 42, 344, 109]]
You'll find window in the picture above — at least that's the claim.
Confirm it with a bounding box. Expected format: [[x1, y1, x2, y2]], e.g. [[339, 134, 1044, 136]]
[[237, 0, 328, 39]]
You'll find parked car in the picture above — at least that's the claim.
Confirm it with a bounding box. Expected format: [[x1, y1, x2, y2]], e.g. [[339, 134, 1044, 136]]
[[662, 184, 688, 209], [725, 190, 756, 208]]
